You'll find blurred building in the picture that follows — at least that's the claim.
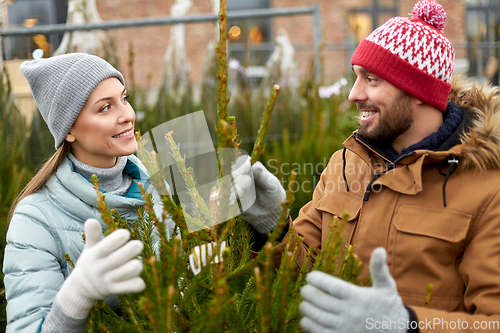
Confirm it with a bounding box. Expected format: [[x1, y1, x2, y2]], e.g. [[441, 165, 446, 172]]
[[2, 0, 499, 115]]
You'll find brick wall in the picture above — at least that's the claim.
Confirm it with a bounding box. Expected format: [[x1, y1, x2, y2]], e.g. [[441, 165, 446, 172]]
[[96, 0, 467, 88], [97, 0, 215, 89], [271, 0, 466, 83]]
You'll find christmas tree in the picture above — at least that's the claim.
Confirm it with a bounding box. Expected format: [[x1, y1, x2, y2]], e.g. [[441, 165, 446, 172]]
[[82, 1, 365, 331]]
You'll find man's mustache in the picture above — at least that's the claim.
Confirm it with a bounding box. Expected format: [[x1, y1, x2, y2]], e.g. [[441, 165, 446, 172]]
[[356, 103, 381, 112]]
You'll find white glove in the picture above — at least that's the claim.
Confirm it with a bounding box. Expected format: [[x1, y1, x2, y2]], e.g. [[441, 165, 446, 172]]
[[230, 155, 286, 233], [299, 248, 408, 333], [56, 218, 145, 318]]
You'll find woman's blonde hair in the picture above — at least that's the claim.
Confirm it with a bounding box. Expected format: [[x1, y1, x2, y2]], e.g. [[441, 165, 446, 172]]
[[8, 140, 71, 222]]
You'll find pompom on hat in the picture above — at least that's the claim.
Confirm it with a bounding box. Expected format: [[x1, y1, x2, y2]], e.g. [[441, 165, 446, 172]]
[[20, 53, 125, 149], [351, 0, 455, 111]]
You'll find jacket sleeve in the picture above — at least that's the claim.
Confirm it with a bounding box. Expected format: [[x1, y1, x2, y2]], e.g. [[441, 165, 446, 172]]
[[40, 296, 87, 333], [409, 189, 500, 332], [3, 204, 66, 333]]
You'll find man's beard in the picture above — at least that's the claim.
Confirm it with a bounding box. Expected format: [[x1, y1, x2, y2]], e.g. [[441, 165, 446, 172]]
[[357, 92, 414, 146]]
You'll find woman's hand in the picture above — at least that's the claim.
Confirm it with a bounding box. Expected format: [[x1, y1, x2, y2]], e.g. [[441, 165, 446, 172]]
[[56, 218, 145, 318]]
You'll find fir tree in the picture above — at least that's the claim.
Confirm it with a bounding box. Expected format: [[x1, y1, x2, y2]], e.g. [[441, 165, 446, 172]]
[[77, 1, 366, 331]]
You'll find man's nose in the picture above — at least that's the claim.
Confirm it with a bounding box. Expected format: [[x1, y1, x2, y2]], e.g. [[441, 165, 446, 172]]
[[348, 78, 367, 103]]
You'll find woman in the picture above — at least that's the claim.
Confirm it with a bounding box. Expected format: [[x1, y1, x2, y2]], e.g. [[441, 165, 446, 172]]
[[3, 53, 171, 333]]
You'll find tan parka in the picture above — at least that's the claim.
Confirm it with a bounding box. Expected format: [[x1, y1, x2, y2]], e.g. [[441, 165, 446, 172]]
[[283, 80, 500, 332]]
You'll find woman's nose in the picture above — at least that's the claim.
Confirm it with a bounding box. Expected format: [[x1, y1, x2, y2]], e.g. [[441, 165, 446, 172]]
[[119, 102, 135, 124]]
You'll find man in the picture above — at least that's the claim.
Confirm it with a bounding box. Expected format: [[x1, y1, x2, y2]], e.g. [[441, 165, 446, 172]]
[[232, 0, 500, 332]]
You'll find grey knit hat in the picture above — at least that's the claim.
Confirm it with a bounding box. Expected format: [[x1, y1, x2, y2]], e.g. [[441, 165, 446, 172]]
[[20, 53, 125, 149]]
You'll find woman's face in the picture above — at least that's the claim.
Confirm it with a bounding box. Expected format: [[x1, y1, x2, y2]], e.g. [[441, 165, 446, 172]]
[[66, 77, 137, 168]]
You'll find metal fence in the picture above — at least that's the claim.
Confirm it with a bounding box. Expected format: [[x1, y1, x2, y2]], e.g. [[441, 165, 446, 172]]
[[4, 4, 500, 86], [0, 5, 323, 82]]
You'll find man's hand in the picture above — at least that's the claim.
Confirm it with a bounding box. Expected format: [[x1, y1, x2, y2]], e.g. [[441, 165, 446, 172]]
[[56, 218, 145, 318], [230, 155, 286, 233], [300, 248, 408, 333]]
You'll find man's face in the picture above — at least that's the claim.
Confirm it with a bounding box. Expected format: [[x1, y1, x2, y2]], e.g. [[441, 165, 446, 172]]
[[349, 65, 414, 146]]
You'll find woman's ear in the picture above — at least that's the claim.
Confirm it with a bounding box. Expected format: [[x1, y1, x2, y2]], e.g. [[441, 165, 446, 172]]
[[65, 133, 75, 142]]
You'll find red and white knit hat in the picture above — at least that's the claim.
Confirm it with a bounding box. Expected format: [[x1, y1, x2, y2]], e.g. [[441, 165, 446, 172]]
[[351, 0, 455, 111]]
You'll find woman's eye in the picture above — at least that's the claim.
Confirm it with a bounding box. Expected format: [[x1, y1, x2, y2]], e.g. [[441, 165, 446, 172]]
[[100, 104, 110, 112], [122, 95, 130, 104]]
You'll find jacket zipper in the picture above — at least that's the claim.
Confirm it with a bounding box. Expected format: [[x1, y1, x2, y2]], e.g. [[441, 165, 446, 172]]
[[351, 134, 416, 201]]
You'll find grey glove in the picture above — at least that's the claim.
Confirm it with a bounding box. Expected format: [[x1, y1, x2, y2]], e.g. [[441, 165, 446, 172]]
[[300, 248, 408, 333], [230, 155, 286, 233]]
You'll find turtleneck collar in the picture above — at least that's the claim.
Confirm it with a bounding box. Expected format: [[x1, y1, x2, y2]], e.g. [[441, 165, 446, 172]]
[[67, 152, 133, 196]]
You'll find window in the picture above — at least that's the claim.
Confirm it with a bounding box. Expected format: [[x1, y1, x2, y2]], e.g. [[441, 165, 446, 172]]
[[3, 0, 68, 60], [466, 0, 500, 80], [227, 0, 272, 67], [348, 0, 398, 43]]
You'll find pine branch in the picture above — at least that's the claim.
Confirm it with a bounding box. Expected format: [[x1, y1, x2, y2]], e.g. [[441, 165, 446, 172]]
[[91, 175, 115, 233], [165, 131, 211, 228], [251, 84, 281, 165], [254, 267, 268, 333], [425, 284, 433, 309], [228, 116, 241, 152], [268, 170, 297, 245]]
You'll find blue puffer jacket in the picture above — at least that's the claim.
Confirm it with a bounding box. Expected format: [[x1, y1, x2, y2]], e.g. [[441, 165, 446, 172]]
[[3, 154, 170, 332]]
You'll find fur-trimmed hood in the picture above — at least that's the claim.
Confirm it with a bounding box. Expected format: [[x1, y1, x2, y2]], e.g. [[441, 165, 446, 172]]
[[450, 78, 500, 172]]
